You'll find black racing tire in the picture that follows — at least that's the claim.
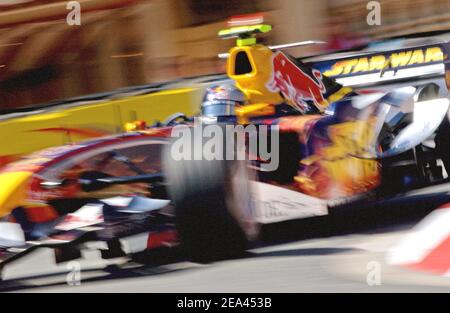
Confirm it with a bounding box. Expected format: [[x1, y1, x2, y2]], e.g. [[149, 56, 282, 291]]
[[162, 126, 255, 262], [435, 110, 450, 175], [425, 83, 450, 176], [416, 83, 440, 102]]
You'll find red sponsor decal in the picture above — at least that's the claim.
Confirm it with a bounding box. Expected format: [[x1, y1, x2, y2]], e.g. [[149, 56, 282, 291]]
[[147, 230, 178, 249], [267, 52, 327, 112]]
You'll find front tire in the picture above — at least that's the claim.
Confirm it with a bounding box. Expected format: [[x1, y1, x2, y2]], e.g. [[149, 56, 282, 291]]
[[162, 127, 256, 261]]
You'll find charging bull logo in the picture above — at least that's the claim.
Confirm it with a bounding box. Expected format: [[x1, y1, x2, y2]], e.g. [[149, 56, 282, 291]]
[[267, 51, 328, 113]]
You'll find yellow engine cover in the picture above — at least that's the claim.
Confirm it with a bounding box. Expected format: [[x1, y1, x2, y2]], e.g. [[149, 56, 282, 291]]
[[227, 44, 283, 105]]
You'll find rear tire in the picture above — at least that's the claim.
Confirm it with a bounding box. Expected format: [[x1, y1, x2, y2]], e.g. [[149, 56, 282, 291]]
[[435, 111, 450, 176], [422, 83, 450, 177]]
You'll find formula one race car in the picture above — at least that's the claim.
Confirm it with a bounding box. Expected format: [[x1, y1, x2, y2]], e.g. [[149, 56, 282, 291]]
[[0, 17, 450, 279]]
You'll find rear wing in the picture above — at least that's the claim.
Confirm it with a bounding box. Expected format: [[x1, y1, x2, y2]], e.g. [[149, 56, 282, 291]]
[[304, 42, 450, 91]]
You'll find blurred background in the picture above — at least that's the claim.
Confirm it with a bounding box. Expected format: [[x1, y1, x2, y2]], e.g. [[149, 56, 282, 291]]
[[0, 0, 449, 111]]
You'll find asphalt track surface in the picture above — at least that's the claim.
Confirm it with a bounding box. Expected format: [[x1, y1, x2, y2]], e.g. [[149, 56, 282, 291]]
[[2, 198, 450, 293]]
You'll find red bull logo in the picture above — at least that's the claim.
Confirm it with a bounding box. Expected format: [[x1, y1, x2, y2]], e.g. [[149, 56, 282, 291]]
[[267, 51, 327, 112]]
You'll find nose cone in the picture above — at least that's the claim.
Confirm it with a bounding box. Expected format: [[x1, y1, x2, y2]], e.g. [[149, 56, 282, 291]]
[[0, 171, 32, 218]]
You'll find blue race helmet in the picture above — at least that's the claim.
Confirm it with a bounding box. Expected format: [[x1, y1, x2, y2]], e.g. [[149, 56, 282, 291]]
[[201, 84, 247, 117]]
